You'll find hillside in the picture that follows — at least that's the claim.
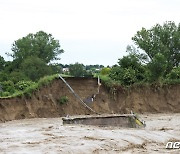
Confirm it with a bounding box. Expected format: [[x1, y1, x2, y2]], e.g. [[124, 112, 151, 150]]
[[0, 77, 179, 122]]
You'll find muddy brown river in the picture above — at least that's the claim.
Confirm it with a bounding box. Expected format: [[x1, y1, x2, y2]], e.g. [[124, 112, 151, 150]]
[[0, 114, 180, 154]]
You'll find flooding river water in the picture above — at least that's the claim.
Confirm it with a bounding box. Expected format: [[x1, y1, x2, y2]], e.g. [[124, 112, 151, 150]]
[[0, 114, 180, 154]]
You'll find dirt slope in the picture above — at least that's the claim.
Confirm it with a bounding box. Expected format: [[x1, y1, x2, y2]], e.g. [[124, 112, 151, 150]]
[[0, 77, 179, 122]]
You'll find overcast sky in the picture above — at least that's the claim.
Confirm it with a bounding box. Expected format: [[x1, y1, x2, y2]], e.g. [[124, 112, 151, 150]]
[[0, 0, 179, 66]]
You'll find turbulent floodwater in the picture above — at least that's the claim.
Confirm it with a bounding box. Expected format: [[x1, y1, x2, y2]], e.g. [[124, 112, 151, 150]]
[[0, 114, 180, 154]]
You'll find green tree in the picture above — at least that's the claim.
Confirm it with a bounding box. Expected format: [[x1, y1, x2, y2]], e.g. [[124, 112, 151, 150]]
[[109, 66, 137, 85], [69, 62, 85, 77], [0, 56, 5, 71], [109, 66, 124, 81], [9, 71, 29, 83], [147, 53, 167, 81], [8, 31, 64, 63], [0, 72, 8, 82], [100, 67, 111, 75], [166, 67, 180, 80], [49, 63, 62, 74], [20, 56, 53, 81], [109, 49, 146, 85], [132, 21, 180, 74]]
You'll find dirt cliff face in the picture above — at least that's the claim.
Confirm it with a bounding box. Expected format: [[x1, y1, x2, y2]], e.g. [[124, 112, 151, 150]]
[[114, 85, 180, 113], [0, 77, 179, 122]]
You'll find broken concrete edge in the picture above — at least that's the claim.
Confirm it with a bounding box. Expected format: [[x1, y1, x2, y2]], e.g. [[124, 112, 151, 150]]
[[62, 114, 133, 120], [62, 114, 146, 128]]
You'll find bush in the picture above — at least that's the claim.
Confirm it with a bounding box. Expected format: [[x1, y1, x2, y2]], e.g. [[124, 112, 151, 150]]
[[58, 96, 69, 105], [100, 67, 111, 75], [15, 81, 36, 91], [0, 72, 8, 82], [0, 74, 59, 98], [109, 66, 124, 81], [9, 71, 29, 83], [83, 70, 93, 77], [99, 74, 120, 88], [122, 68, 137, 85], [0, 91, 10, 97], [166, 67, 180, 80], [0, 81, 16, 94], [109, 66, 137, 85]]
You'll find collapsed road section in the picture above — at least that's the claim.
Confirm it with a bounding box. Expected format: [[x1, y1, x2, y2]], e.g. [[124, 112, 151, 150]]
[[62, 114, 145, 128]]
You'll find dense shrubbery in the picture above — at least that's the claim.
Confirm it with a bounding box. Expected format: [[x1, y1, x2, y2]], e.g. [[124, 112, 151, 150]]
[[166, 67, 180, 80], [0, 74, 59, 98], [108, 53, 180, 86], [109, 53, 147, 85], [15, 81, 36, 91], [0, 81, 16, 96], [100, 67, 111, 75]]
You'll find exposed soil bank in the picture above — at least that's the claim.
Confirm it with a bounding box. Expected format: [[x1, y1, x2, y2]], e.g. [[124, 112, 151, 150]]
[[0, 77, 179, 122]]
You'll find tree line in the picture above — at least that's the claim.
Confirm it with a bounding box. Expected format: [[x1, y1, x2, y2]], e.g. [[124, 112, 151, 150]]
[[0, 31, 105, 82], [0, 30, 104, 96], [0, 21, 179, 96]]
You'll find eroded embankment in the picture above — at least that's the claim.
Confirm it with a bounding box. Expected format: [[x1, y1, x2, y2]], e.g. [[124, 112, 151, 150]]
[[0, 77, 179, 122]]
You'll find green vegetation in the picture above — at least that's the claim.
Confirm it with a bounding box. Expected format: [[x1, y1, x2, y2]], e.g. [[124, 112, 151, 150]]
[[9, 31, 64, 64], [0, 74, 59, 98], [0, 31, 63, 83], [68, 62, 99, 77], [58, 96, 69, 105], [108, 21, 180, 86], [0, 21, 179, 98], [100, 67, 111, 76], [69, 62, 86, 77], [0, 31, 65, 97]]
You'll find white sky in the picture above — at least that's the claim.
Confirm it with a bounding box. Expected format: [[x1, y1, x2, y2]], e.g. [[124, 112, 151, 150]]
[[0, 0, 179, 66]]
